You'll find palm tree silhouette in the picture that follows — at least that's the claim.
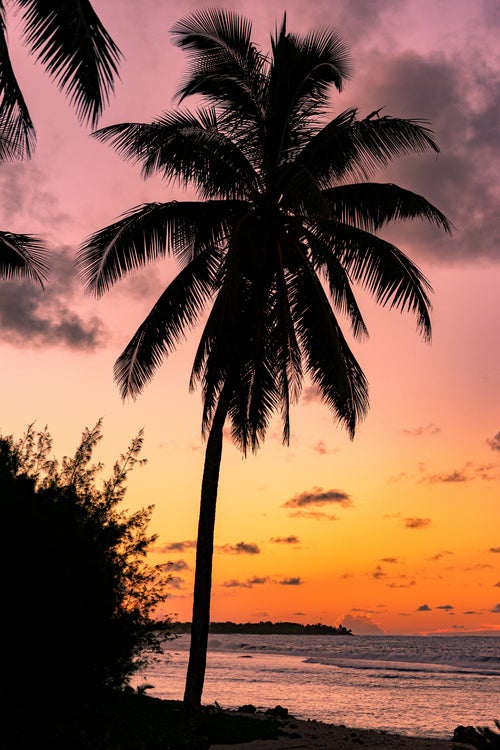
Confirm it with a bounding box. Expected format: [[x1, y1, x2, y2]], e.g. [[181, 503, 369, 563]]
[[0, 0, 122, 284], [76, 9, 450, 720]]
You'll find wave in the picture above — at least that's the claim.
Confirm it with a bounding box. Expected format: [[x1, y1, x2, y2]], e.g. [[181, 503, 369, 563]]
[[302, 656, 500, 677]]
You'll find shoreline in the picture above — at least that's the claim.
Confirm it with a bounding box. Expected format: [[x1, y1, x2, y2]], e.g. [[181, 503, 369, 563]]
[[210, 712, 474, 750]]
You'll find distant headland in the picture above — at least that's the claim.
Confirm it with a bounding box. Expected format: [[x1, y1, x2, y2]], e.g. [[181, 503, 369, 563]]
[[170, 620, 353, 635]]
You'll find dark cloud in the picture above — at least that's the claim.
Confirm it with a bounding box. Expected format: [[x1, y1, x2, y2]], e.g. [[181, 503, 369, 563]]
[[222, 579, 252, 589], [417, 604, 431, 611], [488, 431, 500, 452], [348, 47, 500, 263], [300, 385, 322, 404], [340, 614, 384, 635], [157, 540, 196, 552], [0, 249, 106, 350], [279, 577, 302, 586], [312, 440, 328, 455], [247, 576, 269, 585], [422, 464, 499, 484], [166, 576, 185, 590], [380, 557, 399, 564], [166, 559, 189, 572], [293, 611, 306, 616], [491, 603, 500, 614], [218, 541, 260, 555], [403, 517, 431, 530], [437, 604, 454, 610], [490, 547, 500, 553], [495, 582, 500, 588], [270, 535, 300, 545], [465, 563, 493, 571], [288, 510, 339, 521], [427, 550, 453, 561], [283, 486, 352, 509], [372, 565, 386, 579], [423, 470, 468, 484], [400, 424, 441, 437]]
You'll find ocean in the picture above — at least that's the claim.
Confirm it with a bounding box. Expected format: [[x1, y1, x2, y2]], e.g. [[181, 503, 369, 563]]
[[134, 634, 500, 739]]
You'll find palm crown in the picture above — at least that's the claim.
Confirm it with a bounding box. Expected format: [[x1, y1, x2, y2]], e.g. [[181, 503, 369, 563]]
[[77, 9, 450, 450]]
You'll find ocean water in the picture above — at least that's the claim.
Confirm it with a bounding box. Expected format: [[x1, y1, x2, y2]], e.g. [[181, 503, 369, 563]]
[[134, 634, 500, 739]]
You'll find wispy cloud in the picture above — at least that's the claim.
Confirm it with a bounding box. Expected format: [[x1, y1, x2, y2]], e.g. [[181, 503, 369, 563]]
[[372, 565, 386, 579], [288, 510, 339, 521], [156, 540, 196, 553], [217, 541, 260, 555], [400, 423, 441, 437], [489, 547, 500, 553], [380, 557, 400, 564], [488, 430, 500, 452], [270, 536, 300, 545], [165, 559, 189, 572], [403, 517, 431, 530], [283, 486, 352, 509], [427, 550, 453, 561]]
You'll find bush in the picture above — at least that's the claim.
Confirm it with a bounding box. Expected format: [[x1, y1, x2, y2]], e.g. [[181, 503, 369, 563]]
[[1, 420, 170, 703]]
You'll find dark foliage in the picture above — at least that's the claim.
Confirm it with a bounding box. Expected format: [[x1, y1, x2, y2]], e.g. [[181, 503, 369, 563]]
[[1, 421, 170, 704], [172, 620, 352, 635]]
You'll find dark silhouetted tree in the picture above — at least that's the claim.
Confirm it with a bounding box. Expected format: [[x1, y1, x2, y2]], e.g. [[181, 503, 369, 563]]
[[76, 9, 451, 722], [1, 420, 170, 702]]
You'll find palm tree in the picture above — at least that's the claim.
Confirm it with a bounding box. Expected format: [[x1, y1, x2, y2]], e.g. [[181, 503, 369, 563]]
[[0, 0, 122, 284], [76, 9, 450, 720]]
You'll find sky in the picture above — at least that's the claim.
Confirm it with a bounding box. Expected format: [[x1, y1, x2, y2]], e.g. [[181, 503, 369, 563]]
[[1, 0, 499, 636]]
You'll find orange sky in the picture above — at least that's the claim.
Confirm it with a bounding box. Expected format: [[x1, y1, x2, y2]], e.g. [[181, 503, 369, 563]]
[[0, 0, 499, 635]]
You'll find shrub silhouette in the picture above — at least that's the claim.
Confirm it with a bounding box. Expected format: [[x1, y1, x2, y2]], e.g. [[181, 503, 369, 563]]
[[1, 421, 170, 702]]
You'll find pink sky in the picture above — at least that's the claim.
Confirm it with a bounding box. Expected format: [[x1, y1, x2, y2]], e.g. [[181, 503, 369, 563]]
[[1, 0, 499, 635]]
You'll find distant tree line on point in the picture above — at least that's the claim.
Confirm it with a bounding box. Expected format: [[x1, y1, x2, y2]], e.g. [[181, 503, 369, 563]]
[[171, 620, 352, 636]]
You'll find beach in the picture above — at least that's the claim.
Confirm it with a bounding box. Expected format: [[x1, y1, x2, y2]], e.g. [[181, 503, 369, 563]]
[[211, 713, 473, 750]]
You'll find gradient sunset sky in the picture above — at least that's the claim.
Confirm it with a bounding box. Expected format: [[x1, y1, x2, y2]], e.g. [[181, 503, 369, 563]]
[[1, 0, 499, 635]]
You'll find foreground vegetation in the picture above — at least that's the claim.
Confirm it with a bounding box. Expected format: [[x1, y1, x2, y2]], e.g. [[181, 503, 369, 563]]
[[5, 693, 281, 749]]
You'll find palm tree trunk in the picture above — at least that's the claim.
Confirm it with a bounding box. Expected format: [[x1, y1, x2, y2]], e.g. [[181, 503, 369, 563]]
[[183, 387, 230, 728]]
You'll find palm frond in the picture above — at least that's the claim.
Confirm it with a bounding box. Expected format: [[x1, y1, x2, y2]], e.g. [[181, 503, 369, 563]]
[[299, 112, 441, 185], [76, 200, 238, 297], [289, 255, 369, 437], [18, 0, 122, 127], [323, 182, 452, 233], [171, 8, 264, 123], [322, 220, 433, 340], [92, 109, 259, 198], [114, 250, 218, 399], [0, 230, 49, 285], [302, 226, 369, 340], [0, 20, 35, 160]]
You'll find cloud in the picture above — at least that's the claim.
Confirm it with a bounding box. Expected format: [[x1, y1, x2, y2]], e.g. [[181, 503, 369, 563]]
[[222, 579, 253, 589], [340, 614, 384, 635], [437, 604, 454, 610], [293, 612, 306, 616], [348, 46, 500, 264], [421, 464, 499, 484], [279, 577, 303, 586], [166, 576, 185, 590], [427, 550, 453, 561], [301, 385, 322, 404], [270, 535, 300, 545], [288, 510, 339, 521], [380, 557, 399, 564], [417, 604, 432, 611], [488, 431, 500, 452], [157, 540, 196, 552], [217, 541, 260, 555], [495, 582, 500, 588], [489, 547, 500, 553], [400, 424, 441, 437], [386, 580, 416, 589], [491, 604, 500, 614], [424, 470, 468, 484], [0, 249, 106, 351], [283, 486, 352, 509], [372, 565, 386, 579], [248, 576, 269, 585], [166, 559, 189, 572], [465, 563, 493, 571], [403, 517, 431, 530]]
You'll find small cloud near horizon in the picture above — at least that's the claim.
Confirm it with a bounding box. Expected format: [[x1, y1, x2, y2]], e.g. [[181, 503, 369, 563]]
[[283, 486, 352, 509], [417, 604, 432, 611], [270, 535, 300, 545], [288, 510, 339, 521], [380, 557, 400, 564], [340, 614, 384, 635], [217, 542, 260, 555], [279, 577, 303, 586], [403, 517, 431, 530], [437, 604, 454, 610], [491, 603, 500, 613]]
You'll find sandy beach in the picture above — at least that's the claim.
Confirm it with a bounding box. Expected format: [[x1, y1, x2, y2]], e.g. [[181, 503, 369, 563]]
[[211, 714, 473, 750]]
